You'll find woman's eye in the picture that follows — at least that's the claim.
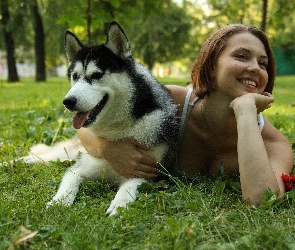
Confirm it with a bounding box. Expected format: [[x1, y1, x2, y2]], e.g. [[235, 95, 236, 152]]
[[259, 61, 268, 69], [235, 54, 247, 60]]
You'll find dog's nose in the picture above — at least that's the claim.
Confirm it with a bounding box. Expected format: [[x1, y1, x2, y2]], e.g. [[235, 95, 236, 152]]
[[63, 96, 77, 110]]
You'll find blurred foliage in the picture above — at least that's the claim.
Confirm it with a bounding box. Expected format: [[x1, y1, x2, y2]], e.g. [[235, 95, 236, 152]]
[[0, 0, 294, 71]]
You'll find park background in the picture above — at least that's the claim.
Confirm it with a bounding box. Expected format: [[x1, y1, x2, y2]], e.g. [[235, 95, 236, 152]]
[[1, 0, 295, 249], [1, 0, 295, 81]]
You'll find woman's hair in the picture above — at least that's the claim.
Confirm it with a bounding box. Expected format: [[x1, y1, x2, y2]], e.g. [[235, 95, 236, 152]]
[[191, 24, 275, 97]]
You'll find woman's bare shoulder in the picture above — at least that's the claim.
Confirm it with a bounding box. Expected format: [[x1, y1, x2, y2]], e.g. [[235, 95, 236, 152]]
[[166, 85, 190, 106]]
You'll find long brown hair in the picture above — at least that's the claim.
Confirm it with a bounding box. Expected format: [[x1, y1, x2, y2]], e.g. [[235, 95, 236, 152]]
[[191, 24, 275, 98]]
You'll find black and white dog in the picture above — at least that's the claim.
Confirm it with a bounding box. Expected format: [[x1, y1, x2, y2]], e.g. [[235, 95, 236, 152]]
[[21, 22, 179, 215]]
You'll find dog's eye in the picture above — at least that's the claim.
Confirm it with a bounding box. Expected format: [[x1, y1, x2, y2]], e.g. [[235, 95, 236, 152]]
[[72, 73, 78, 81], [91, 72, 103, 80]]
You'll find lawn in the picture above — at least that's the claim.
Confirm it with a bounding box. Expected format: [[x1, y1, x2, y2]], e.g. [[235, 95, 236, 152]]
[[0, 76, 295, 249]]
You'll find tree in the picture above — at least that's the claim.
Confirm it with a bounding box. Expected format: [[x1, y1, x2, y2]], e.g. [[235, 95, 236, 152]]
[[261, 0, 268, 31], [58, 0, 118, 45], [268, 0, 295, 48], [57, 0, 191, 70], [0, 0, 19, 82], [31, 0, 46, 81], [3, 0, 294, 78], [118, 1, 192, 70], [131, 3, 191, 69], [206, 0, 262, 28]]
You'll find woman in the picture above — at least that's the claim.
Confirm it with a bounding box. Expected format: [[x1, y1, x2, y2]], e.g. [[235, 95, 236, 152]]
[[77, 24, 294, 205]]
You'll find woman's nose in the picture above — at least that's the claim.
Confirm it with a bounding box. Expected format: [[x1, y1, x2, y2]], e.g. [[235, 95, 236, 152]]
[[247, 60, 260, 75]]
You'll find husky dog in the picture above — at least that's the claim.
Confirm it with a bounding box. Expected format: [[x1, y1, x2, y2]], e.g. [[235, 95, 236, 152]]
[[20, 22, 179, 215]]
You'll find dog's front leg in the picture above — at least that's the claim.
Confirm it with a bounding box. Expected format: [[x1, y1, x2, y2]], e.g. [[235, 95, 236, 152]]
[[106, 178, 146, 216], [46, 154, 106, 208], [46, 165, 84, 207]]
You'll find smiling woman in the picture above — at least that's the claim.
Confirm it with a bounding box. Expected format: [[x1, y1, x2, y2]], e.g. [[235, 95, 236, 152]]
[[191, 24, 275, 98], [214, 33, 269, 97]]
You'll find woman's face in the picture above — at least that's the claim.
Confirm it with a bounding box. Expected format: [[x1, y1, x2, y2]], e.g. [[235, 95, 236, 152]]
[[214, 32, 269, 98]]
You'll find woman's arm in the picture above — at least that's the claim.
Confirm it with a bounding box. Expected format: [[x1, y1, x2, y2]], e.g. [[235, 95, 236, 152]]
[[77, 128, 159, 179], [230, 93, 293, 205]]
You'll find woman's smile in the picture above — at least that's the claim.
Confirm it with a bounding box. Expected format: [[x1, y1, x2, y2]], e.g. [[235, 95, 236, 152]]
[[238, 78, 258, 88]]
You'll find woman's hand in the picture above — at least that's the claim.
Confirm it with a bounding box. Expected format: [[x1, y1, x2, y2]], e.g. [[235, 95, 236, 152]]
[[78, 128, 159, 179], [229, 92, 274, 114], [101, 139, 159, 179]]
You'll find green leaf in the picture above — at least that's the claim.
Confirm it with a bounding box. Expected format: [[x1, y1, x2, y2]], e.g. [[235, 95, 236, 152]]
[[259, 188, 279, 209]]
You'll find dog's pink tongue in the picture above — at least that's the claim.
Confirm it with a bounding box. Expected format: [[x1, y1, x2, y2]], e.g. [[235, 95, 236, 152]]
[[72, 111, 90, 129]]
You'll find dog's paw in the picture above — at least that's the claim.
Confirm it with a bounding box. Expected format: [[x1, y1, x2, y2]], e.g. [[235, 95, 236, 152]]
[[106, 201, 127, 216], [105, 198, 132, 216], [46, 196, 73, 208]]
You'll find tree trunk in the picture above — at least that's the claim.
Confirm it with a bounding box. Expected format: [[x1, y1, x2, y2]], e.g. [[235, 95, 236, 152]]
[[31, 0, 46, 82], [86, 0, 91, 45], [261, 0, 268, 31], [0, 0, 19, 82]]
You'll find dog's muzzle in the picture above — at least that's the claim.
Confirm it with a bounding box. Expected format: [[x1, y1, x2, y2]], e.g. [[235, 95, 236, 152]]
[[63, 94, 109, 129]]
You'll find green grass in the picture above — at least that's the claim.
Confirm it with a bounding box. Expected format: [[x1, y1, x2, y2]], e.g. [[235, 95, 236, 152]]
[[0, 76, 295, 249]]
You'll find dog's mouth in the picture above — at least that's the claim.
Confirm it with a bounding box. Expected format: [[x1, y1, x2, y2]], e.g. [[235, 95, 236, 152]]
[[72, 94, 109, 129]]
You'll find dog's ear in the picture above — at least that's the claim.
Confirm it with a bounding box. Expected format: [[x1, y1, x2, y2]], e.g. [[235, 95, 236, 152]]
[[105, 22, 132, 60], [65, 31, 83, 64]]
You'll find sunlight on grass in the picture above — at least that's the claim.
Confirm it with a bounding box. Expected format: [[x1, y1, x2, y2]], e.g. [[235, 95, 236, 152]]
[[264, 104, 295, 116], [0, 78, 69, 110]]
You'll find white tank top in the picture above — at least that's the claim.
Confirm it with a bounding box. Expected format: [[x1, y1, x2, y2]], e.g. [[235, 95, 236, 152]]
[[179, 89, 265, 141]]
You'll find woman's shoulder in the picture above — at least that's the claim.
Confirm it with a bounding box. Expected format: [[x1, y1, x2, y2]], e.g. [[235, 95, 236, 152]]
[[166, 85, 192, 106]]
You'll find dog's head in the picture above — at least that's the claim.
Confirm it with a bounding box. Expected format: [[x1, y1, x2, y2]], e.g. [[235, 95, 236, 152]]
[[63, 22, 133, 129]]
